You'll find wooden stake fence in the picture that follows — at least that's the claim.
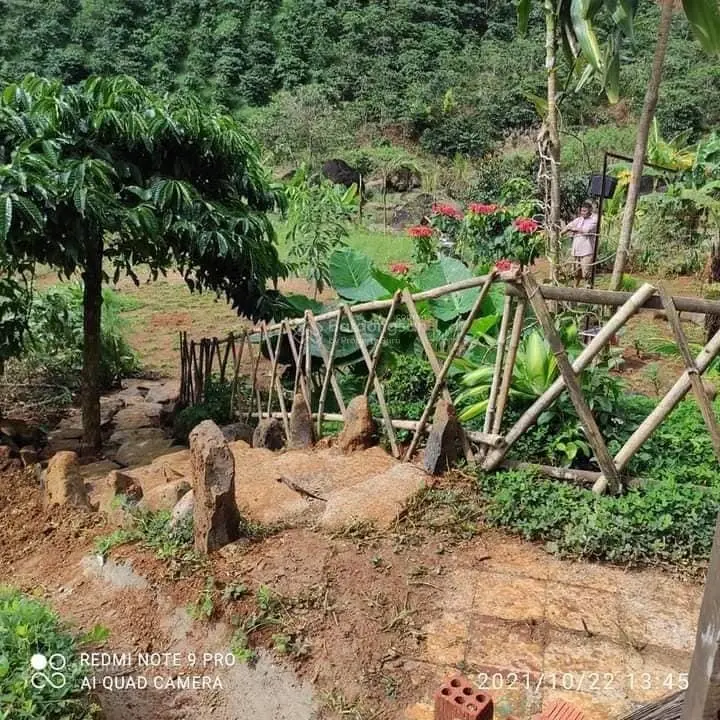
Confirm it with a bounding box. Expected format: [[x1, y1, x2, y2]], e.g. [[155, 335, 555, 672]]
[[179, 270, 720, 494]]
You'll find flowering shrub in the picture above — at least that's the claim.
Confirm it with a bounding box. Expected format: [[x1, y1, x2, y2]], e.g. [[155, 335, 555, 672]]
[[513, 217, 540, 234], [407, 225, 433, 237], [468, 203, 499, 215], [431, 202, 463, 220], [494, 259, 514, 272]]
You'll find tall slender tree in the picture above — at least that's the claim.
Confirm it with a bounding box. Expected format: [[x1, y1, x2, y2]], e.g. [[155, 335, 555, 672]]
[[0, 75, 286, 449]]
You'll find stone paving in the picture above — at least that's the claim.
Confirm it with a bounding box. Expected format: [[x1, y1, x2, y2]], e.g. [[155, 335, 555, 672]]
[[404, 535, 701, 719]]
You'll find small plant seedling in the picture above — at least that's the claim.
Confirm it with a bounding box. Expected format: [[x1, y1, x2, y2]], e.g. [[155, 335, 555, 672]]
[[222, 582, 249, 601], [188, 577, 216, 620]]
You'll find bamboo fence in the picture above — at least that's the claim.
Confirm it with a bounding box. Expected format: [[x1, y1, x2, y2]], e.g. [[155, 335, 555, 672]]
[[179, 269, 720, 494]]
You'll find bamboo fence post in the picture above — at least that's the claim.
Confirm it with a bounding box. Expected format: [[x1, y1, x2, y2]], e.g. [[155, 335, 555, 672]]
[[483, 282, 657, 471], [482, 293, 512, 441], [304, 312, 312, 405], [292, 319, 307, 397], [316, 313, 343, 437], [342, 304, 400, 458], [522, 272, 621, 495], [306, 312, 346, 415], [403, 273, 497, 462], [402, 290, 473, 463], [219, 333, 233, 383], [262, 325, 280, 416], [261, 324, 291, 436], [680, 511, 720, 720], [658, 285, 720, 463], [610, 325, 720, 477], [492, 299, 526, 434], [179, 332, 187, 404], [244, 332, 264, 423], [190, 341, 200, 405], [283, 320, 311, 408], [229, 331, 247, 418], [363, 291, 402, 396]]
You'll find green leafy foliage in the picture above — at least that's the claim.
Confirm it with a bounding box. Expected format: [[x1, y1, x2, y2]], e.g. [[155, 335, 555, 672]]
[[0, 587, 100, 720], [415, 256, 478, 322], [173, 378, 238, 443], [328, 249, 395, 303]]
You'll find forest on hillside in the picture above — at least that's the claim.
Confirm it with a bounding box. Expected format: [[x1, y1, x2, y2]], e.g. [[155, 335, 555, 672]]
[[1, 0, 718, 162]]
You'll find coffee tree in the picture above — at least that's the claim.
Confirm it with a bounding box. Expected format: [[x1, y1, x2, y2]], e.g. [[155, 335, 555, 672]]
[[0, 74, 285, 449]]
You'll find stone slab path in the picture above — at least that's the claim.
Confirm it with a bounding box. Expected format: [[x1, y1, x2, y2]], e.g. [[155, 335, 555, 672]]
[[405, 534, 701, 720]]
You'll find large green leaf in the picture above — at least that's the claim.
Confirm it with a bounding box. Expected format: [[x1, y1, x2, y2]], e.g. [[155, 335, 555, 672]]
[[329, 249, 388, 302], [682, 0, 720, 53], [415, 256, 478, 322]]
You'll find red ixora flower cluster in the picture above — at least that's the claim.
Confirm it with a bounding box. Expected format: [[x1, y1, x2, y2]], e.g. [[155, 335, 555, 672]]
[[494, 259, 514, 272], [431, 202, 463, 220], [407, 225, 433, 238], [468, 202, 499, 215], [513, 217, 540, 234], [390, 262, 410, 275]]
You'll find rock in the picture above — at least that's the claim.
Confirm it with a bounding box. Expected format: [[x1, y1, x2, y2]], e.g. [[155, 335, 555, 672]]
[[252, 418, 286, 451], [170, 489, 195, 528], [142, 479, 192, 512], [321, 159, 362, 190], [386, 167, 421, 193], [289, 393, 314, 449], [78, 460, 122, 481], [320, 463, 428, 530], [337, 396, 376, 453], [108, 470, 144, 503], [19, 446, 38, 467], [108, 426, 167, 446], [113, 403, 163, 431], [423, 400, 462, 475], [0, 417, 44, 446], [115, 437, 174, 468], [190, 420, 241, 553], [145, 381, 180, 406], [42, 438, 82, 459], [44, 451, 91, 509], [221, 422, 254, 444]]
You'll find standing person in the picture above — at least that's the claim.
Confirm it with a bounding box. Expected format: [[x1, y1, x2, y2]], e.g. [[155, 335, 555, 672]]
[[561, 201, 598, 287]]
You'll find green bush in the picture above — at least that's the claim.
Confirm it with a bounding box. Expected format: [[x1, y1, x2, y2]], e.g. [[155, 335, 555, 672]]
[[0, 587, 99, 719], [21, 284, 139, 390], [173, 377, 236, 443]]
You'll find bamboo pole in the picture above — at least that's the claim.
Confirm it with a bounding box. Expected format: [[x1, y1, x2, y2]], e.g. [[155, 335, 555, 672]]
[[262, 325, 280, 415], [483, 282, 657, 471], [245, 332, 264, 423], [610, 325, 720, 476], [261, 324, 291, 437], [341, 304, 400, 458], [245, 269, 522, 336], [219, 333, 233, 383], [229, 331, 247, 418], [499, 460, 643, 489], [283, 320, 311, 408], [658, 285, 720, 463], [316, 313, 343, 437], [492, 300, 525, 435], [522, 273, 621, 494], [253, 410, 502, 446], [402, 290, 473, 463], [403, 273, 497, 461], [363, 291, 401, 396], [482, 294, 512, 442], [306, 311, 346, 416], [304, 313, 312, 405]]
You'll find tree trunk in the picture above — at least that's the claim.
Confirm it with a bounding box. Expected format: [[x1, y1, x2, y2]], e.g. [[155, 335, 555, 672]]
[[82, 232, 104, 451], [609, 0, 674, 290], [544, 0, 562, 283]]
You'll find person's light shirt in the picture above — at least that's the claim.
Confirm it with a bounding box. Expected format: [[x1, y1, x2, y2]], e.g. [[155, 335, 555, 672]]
[[567, 214, 598, 257]]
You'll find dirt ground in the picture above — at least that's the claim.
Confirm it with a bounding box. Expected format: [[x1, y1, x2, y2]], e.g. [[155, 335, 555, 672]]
[[1, 463, 704, 720]]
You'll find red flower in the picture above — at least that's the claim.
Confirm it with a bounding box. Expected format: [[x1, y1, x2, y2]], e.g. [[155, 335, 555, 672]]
[[468, 202, 499, 215], [494, 259, 514, 271], [513, 217, 540, 234], [390, 262, 410, 275], [431, 202, 463, 220], [408, 225, 433, 238]]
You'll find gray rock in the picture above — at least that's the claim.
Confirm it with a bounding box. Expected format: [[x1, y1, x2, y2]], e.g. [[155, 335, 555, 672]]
[[252, 418, 286, 451], [113, 403, 163, 431], [337, 396, 376, 453], [170, 489, 195, 528], [115, 437, 174, 468], [289, 393, 314, 449], [423, 400, 462, 475], [141, 479, 191, 512], [221, 422, 254, 444], [190, 420, 241, 553], [145, 381, 180, 406], [108, 426, 166, 446]]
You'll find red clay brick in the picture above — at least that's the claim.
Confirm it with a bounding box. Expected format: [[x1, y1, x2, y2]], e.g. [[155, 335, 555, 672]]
[[532, 699, 585, 720], [433, 673, 493, 720]]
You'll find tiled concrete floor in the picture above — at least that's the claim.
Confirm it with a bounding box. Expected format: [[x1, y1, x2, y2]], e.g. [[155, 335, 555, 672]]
[[404, 534, 701, 719]]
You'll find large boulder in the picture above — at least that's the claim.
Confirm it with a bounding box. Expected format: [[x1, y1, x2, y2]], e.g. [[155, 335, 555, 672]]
[[423, 400, 462, 475], [115, 436, 175, 468], [44, 451, 92, 509], [108, 470, 144, 503], [321, 159, 362, 189], [189, 420, 241, 553], [141, 479, 191, 512], [113, 403, 163, 431], [252, 418, 286, 450], [337, 396, 376, 453], [289, 393, 314, 449], [386, 167, 422, 193], [221, 422, 254, 444]]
